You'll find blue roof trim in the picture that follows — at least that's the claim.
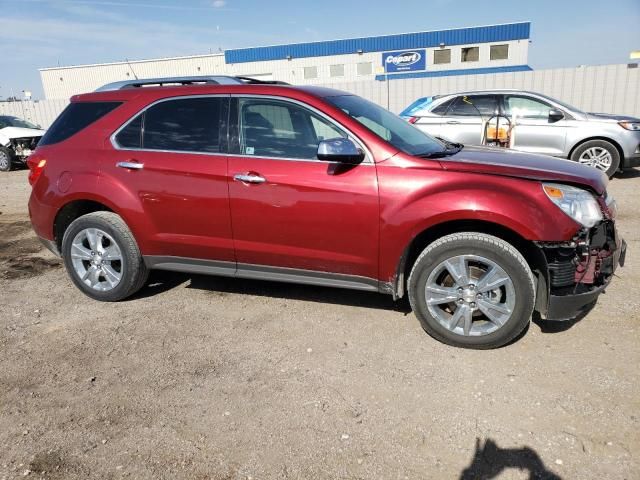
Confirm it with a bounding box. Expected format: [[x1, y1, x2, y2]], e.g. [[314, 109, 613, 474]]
[[225, 23, 530, 64], [374, 65, 533, 81]]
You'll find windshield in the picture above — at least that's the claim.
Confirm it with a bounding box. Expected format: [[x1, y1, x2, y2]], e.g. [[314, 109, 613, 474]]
[[326, 95, 444, 156], [0, 116, 40, 130]]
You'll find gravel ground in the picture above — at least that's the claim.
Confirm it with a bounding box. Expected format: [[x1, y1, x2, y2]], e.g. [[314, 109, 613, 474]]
[[1, 168, 638, 480]]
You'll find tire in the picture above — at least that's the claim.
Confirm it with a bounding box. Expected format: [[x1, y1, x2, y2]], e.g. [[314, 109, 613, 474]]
[[0, 147, 14, 172], [570, 139, 620, 178], [61, 212, 149, 301], [407, 233, 535, 349]]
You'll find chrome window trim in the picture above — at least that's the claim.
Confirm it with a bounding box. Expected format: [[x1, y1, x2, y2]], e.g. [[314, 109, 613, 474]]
[[110, 93, 374, 165]]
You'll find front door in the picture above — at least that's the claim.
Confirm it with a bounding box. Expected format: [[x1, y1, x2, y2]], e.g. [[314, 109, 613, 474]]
[[503, 94, 568, 156], [104, 96, 235, 263], [227, 96, 380, 281]]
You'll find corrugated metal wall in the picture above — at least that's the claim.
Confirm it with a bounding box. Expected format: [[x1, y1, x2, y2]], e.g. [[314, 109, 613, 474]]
[[0, 99, 69, 129], [5, 64, 639, 129]]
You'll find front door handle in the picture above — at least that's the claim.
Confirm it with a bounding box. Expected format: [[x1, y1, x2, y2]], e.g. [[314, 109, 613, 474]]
[[234, 173, 266, 184], [446, 120, 461, 125], [116, 161, 144, 170]]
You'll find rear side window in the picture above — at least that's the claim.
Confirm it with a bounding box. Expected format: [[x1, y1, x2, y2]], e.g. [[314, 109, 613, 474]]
[[115, 97, 224, 153], [448, 95, 499, 117], [39, 102, 121, 146]]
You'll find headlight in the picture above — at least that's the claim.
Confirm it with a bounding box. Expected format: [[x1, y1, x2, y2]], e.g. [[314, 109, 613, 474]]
[[543, 183, 603, 228], [619, 121, 640, 131]]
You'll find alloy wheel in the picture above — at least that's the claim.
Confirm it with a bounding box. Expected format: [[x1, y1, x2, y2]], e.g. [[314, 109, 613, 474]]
[[578, 147, 612, 171], [70, 228, 123, 291], [425, 255, 515, 337], [0, 151, 9, 170]]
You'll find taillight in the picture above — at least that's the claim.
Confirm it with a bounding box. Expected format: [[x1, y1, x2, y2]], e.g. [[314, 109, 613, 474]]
[[27, 154, 47, 186], [408, 116, 419, 124]]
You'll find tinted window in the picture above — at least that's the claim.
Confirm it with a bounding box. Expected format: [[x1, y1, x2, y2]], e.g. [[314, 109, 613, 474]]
[[431, 98, 454, 115], [239, 98, 345, 159], [504, 96, 553, 120], [143, 97, 224, 153], [39, 102, 121, 146], [115, 115, 143, 148], [448, 95, 499, 117]]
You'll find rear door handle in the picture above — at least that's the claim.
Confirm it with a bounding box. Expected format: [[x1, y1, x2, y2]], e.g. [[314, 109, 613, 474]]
[[116, 161, 144, 170], [234, 173, 266, 184], [446, 120, 461, 124]]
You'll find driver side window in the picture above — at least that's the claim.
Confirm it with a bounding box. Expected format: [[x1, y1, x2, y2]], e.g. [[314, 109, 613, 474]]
[[238, 98, 345, 160]]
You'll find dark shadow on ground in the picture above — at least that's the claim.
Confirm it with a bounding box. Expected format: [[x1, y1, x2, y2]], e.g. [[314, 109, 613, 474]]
[[460, 438, 562, 480], [132, 269, 413, 313], [614, 168, 640, 179], [532, 300, 597, 333]]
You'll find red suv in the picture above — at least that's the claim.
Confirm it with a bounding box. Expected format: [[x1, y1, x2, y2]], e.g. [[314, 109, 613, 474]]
[[28, 76, 626, 349]]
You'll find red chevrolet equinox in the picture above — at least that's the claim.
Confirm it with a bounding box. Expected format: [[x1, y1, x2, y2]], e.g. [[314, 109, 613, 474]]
[[27, 76, 626, 349]]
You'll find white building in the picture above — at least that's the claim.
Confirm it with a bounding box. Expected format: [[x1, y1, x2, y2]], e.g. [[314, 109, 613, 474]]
[[39, 22, 532, 99]]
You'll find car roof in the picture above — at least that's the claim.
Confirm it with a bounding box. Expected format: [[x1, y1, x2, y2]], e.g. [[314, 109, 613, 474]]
[[436, 89, 550, 98], [72, 83, 353, 103]]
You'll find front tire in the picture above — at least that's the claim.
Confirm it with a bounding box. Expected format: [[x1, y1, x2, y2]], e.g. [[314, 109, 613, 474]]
[[61, 212, 149, 301], [408, 233, 535, 349], [570, 139, 620, 178], [0, 147, 14, 172]]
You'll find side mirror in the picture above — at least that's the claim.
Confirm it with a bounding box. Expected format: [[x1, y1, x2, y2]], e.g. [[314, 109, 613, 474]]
[[548, 109, 564, 122], [317, 138, 365, 164]]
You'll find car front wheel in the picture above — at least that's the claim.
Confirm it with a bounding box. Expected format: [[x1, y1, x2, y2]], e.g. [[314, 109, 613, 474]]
[[0, 147, 14, 172], [571, 139, 620, 178], [62, 212, 149, 301], [408, 233, 535, 349]]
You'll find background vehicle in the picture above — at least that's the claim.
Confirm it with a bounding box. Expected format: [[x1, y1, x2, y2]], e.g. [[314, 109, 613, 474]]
[[27, 77, 625, 349], [400, 90, 640, 177], [0, 115, 46, 172]]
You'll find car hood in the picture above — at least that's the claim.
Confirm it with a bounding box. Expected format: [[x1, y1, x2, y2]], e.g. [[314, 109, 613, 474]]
[[439, 146, 608, 194], [586, 112, 640, 122], [0, 126, 46, 139]]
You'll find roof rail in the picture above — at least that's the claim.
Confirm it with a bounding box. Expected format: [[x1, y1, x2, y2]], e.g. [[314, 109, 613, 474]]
[[95, 75, 289, 92]]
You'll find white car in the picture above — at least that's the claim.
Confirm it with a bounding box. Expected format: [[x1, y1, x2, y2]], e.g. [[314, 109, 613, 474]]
[[0, 116, 46, 172]]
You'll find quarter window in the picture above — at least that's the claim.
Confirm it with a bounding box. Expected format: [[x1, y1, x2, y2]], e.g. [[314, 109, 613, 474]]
[[116, 97, 225, 153], [238, 98, 345, 159], [434, 49, 451, 65], [40, 102, 121, 146], [461, 47, 480, 62], [490, 44, 509, 60], [448, 95, 499, 117]]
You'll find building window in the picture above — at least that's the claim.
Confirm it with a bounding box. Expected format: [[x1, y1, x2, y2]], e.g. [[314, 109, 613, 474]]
[[303, 66, 318, 79], [490, 44, 509, 60], [330, 64, 345, 77], [461, 47, 479, 62], [434, 49, 451, 65], [357, 62, 373, 76]]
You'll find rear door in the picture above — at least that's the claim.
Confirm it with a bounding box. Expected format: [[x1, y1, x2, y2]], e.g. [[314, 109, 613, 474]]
[[227, 96, 379, 281], [438, 95, 500, 145], [106, 95, 235, 264], [503, 94, 568, 156]]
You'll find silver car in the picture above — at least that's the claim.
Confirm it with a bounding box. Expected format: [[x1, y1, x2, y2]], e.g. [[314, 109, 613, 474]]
[[400, 90, 640, 177]]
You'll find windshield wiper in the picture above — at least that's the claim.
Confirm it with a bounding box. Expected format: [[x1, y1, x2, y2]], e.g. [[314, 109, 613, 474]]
[[417, 141, 463, 159]]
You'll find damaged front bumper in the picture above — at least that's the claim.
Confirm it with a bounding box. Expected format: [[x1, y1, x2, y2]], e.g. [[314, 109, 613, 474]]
[[538, 221, 626, 321]]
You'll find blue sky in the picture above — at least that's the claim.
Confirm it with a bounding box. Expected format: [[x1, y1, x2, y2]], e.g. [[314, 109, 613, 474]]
[[0, 0, 638, 99]]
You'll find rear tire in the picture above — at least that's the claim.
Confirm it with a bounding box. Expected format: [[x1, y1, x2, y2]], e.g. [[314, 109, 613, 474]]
[[408, 233, 535, 349], [570, 139, 620, 178], [61, 212, 149, 301], [0, 147, 14, 172]]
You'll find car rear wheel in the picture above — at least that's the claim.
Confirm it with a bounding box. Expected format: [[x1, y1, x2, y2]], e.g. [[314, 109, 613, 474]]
[[62, 212, 149, 301], [571, 139, 620, 177], [408, 233, 535, 349], [0, 147, 14, 172]]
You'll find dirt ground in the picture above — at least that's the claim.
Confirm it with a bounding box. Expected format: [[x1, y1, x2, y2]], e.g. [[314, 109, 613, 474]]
[[0, 167, 638, 480]]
